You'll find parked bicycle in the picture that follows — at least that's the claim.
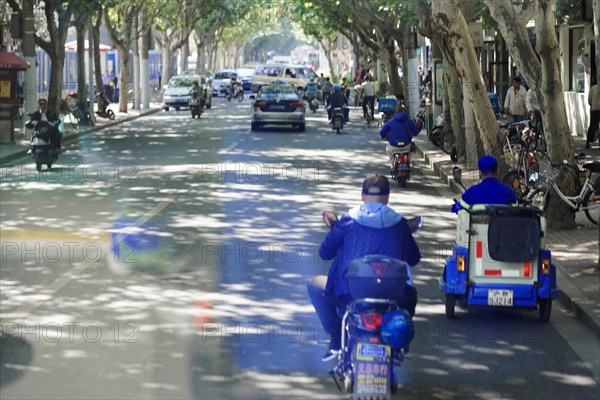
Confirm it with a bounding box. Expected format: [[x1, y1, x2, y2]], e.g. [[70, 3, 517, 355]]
[[59, 94, 85, 129], [526, 152, 600, 225]]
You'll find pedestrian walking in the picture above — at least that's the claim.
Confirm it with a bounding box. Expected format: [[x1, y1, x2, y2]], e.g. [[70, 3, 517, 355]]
[[586, 80, 600, 149]]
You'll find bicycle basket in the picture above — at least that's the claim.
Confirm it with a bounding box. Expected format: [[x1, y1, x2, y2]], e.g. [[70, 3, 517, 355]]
[[529, 158, 559, 189], [503, 143, 522, 169]]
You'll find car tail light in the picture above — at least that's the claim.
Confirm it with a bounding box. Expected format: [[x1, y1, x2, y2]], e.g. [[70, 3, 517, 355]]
[[290, 101, 304, 110], [254, 101, 268, 110], [456, 255, 465, 272], [541, 258, 551, 274], [396, 154, 408, 163], [361, 313, 382, 330]]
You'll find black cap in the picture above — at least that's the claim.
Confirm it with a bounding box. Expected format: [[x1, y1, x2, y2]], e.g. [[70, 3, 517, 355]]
[[362, 175, 390, 196]]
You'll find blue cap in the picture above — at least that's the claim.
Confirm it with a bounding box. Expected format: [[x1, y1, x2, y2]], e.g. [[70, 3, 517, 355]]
[[478, 155, 498, 174], [333, 83, 341, 91]]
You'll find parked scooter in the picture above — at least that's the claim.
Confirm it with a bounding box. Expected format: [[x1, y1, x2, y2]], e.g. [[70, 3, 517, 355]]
[[95, 92, 116, 120], [322, 211, 422, 398], [26, 119, 61, 172]]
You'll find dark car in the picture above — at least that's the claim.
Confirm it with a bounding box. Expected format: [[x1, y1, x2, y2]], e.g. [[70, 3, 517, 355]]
[[250, 84, 305, 132]]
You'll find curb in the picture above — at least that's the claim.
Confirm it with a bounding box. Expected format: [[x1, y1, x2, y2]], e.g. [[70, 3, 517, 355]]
[[414, 139, 600, 338], [0, 107, 161, 166]]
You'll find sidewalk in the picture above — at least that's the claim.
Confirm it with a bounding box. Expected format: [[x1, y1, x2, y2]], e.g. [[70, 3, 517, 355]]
[[413, 130, 600, 337], [0, 102, 162, 165]]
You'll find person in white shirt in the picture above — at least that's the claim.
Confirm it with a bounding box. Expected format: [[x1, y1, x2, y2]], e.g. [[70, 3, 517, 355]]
[[586, 82, 600, 149], [361, 76, 376, 121], [504, 77, 527, 122]]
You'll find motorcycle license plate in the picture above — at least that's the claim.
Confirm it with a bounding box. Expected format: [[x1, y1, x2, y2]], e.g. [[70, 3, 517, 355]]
[[356, 343, 390, 361], [488, 289, 514, 306], [396, 163, 409, 170]]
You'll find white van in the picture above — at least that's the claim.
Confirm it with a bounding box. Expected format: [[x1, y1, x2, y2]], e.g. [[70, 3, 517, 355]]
[[251, 64, 314, 93]]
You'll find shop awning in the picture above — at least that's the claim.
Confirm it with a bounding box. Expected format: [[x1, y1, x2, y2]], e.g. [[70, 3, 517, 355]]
[[0, 52, 30, 70]]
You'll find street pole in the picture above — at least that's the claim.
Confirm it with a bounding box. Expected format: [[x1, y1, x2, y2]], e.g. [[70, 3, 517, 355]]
[[140, 22, 150, 109], [22, 0, 36, 138]]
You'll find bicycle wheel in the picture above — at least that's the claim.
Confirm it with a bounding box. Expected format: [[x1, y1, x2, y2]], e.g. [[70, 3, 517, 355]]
[[441, 130, 455, 154], [583, 178, 600, 225]]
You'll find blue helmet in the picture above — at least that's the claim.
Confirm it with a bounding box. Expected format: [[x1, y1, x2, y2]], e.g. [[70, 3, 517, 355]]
[[333, 83, 341, 91], [380, 309, 414, 349]]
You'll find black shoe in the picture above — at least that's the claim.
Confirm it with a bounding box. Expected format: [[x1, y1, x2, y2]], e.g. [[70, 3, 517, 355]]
[[585, 143, 590, 149]]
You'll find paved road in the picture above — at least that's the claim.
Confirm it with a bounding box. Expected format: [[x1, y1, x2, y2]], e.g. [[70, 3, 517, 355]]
[[1, 100, 599, 399]]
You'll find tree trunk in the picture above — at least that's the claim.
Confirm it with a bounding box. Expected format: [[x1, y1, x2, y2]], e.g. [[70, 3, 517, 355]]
[[76, 16, 90, 124], [431, 0, 500, 163], [379, 34, 403, 96], [319, 38, 337, 82], [93, 10, 103, 96], [162, 43, 172, 87], [132, 15, 140, 110], [593, 0, 600, 85], [444, 51, 467, 163], [485, 0, 576, 228]]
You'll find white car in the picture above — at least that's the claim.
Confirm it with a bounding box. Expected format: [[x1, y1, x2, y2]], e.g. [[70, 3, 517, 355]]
[[162, 75, 212, 111], [211, 69, 237, 97]]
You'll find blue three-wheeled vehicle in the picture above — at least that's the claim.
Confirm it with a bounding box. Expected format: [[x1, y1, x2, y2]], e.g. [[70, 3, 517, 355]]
[[439, 205, 559, 321]]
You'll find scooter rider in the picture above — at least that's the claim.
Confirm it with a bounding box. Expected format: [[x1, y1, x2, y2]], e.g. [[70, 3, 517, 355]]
[[320, 77, 333, 106], [308, 175, 421, 362], [305, 76, 321, 101], [451, 155, 517, 213], [327, 84, 349, 122], [379, 104, 420, 170], [27, 98, 61, 150]]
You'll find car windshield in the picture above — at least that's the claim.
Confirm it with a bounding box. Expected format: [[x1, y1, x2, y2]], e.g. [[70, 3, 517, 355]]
[[214, 71, 234, 79], [169, 77, 196, 87], [257, 86, 299, 101]]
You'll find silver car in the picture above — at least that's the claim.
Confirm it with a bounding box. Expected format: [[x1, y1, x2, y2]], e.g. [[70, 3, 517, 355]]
[[250, 84, 305, 132], [162, 75, 212, 111]]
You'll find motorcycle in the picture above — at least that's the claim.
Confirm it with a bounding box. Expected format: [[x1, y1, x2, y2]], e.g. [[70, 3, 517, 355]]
[[390, 142, 413, 188], [25, 119, 61, 172], [322, 211, 422, 398], [330, 107, 345, 133], [189, 92, 204, 119], [305, 91, 321, 113]]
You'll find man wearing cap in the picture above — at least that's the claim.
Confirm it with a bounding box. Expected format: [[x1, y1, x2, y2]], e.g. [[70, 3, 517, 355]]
[[503, 77, 527, 122], [451, 155, 517, 213], [308, 175, 421, 362]]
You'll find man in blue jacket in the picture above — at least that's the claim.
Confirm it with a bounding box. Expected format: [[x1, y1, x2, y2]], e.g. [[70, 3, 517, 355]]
[[380, 108, 420, 170], [451, 155, 517, 213], [308, 175, 421, 362]]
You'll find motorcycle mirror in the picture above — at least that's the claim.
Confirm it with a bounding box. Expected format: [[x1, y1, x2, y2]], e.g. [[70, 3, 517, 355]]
[[407, 216, 423, 233], [452, 166, 462, 183], [322, 211, 338, 229]]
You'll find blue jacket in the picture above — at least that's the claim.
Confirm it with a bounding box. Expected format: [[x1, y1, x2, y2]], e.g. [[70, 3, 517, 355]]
[[380, 112, 420, 146], [320, 203, 421, 299], [452, 177, 517, 213], [306, 83, 319, 93]]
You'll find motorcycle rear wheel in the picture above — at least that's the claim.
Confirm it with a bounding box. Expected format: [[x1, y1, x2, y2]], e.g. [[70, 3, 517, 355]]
[[397, 176, 407, 187]]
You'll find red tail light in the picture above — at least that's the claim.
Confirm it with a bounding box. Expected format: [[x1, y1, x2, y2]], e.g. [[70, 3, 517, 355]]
[[290, 101, 304, 110], [361, 313, 382, 330], [396, 154, 408, 163], [253, 101, 268, 110], [527, 153, 536, 167]]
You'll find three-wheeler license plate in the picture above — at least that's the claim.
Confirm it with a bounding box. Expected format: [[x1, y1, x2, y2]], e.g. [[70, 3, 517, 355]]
[[488, 289, 514, 306]]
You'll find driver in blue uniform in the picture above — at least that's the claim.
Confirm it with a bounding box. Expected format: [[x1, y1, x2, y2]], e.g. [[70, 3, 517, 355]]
[[451, 155, 517, 213]]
